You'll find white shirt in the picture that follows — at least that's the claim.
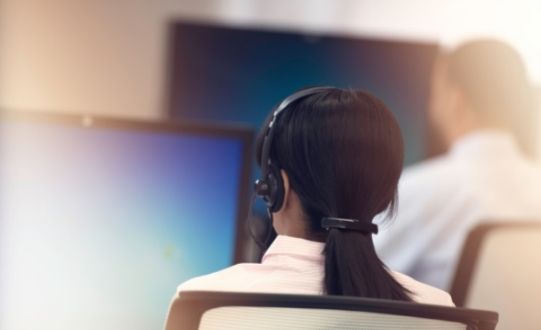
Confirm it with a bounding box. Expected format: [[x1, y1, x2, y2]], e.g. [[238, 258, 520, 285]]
[[178, 235, 454, 306], [374, 130, 541, 290]]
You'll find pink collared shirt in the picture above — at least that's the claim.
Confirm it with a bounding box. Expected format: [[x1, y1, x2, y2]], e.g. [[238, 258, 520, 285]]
[[178, 235, 454, 306]]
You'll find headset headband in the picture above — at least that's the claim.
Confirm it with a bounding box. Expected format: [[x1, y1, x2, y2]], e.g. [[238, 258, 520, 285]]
[[255, 86, 379, 235], [260, 87, 334, 177]]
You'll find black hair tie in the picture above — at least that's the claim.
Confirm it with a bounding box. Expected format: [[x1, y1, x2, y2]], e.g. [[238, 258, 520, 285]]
[[321, 217, 379, 234]]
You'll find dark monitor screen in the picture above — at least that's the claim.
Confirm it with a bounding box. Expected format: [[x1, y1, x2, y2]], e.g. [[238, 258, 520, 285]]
[[168, 21, 439, 165], [0, 112, 253, 330]]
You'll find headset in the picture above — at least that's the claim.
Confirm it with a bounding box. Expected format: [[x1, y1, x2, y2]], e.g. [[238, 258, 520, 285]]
[[254, 87, 334, 213], [253, 86, 379, 236]]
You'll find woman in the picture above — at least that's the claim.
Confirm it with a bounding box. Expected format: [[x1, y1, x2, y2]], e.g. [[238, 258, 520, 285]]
[[174, 87, 453, 305]]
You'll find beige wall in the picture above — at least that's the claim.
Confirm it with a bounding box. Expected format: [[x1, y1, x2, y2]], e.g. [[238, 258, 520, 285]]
[[1, 0, 364, 118], [1, 0, 540, 155], [0, 0, 178, 118]]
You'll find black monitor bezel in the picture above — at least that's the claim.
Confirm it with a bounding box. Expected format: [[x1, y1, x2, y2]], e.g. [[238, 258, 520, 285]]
[[1, 110, 255, 264], [165, 19, 445, 160]]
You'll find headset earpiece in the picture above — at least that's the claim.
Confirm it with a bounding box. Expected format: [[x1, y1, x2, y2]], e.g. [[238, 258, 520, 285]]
[[266, 162, 284, 212], [254, 86, 333, 214], [254, 161, 284, 212]]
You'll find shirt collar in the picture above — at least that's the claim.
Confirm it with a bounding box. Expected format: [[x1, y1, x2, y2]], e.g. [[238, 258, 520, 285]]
[[262, 235, 325, 263], [450, 130, 520, 158]]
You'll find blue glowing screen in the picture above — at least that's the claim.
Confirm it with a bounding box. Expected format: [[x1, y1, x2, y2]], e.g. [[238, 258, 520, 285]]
[[0, 118, 247, 330]]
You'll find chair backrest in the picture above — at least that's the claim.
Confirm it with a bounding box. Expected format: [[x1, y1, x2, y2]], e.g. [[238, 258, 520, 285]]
[[451, 222, 541, 330], [164, 291, 498, 330]]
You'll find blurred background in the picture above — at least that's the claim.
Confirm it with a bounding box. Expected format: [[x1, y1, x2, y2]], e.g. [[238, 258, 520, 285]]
[[1, 1, 540, 330], [1, 0, 540, 125]]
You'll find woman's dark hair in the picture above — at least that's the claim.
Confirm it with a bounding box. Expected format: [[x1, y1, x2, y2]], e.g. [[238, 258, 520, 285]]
[[255, 87, 412, 301]]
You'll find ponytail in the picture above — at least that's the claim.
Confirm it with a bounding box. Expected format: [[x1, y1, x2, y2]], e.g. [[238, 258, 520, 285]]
[[256, 88, 411, 300], [324, 229, 412, 300]]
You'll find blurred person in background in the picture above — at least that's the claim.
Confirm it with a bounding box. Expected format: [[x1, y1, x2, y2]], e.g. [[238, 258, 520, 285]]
[[374, 39, 541, 290]]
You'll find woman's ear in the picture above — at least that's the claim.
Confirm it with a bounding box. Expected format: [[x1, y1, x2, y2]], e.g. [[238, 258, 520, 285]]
[[274, 169, 307, 237], [278, 170, 290, 213]]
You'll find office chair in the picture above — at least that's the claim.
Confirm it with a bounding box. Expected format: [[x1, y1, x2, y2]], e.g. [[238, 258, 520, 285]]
[[164, 291, 497, 330], [451, 222, 541, 330]]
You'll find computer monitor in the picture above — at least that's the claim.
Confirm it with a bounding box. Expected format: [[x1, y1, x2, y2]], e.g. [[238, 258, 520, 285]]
[[0, 111, 253, 330], [167, 21, 440, 164]]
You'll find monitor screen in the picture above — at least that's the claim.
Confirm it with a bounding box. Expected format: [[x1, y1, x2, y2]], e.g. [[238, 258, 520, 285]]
[[0, 112, 253, 330], [167, 21, 440, 165]]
